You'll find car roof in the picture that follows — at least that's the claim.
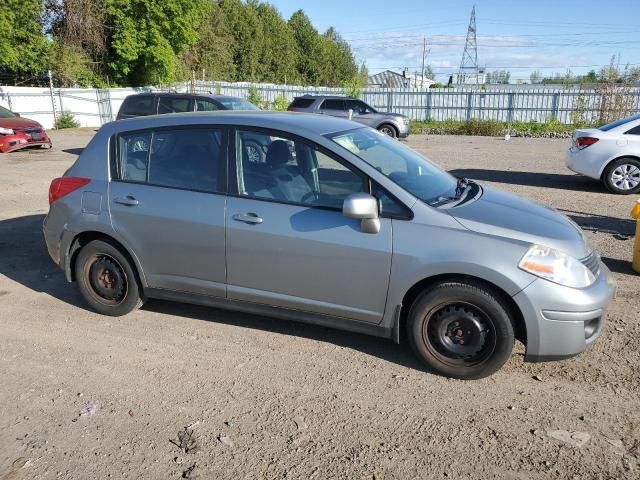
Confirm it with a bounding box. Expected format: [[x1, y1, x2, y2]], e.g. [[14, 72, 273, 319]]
[[102, 111, 363, 136], [124, 92, 243, 101], [294, 95, 357, 101]]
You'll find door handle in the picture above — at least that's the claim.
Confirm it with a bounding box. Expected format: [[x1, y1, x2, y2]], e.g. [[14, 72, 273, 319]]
[[232, 213, 263, 224], [114, 195, 139, 206]]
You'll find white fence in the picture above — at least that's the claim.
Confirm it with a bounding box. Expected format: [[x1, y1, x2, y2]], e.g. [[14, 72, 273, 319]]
[[2, 82, 639, 130]]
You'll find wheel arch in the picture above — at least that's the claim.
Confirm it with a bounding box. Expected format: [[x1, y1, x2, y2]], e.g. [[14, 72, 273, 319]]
[[398, 273, 527, 346], [598, 154, 640, 179], [67, 231, 147, 290]]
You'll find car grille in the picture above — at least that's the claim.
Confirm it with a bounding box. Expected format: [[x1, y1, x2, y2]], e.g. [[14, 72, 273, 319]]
[[580, 250, 601, 277], [15, 127, 43, 134]]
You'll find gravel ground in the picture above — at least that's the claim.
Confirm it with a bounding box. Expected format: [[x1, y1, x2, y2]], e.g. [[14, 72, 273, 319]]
[[1, 129, 638, 479]]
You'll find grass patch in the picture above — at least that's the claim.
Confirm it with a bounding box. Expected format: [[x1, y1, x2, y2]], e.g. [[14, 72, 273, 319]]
[[410, 119, 589, 137]]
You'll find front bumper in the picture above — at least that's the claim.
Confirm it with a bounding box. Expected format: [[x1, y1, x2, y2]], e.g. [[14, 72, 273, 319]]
[[513, 262, 616, 362], [0, 131, 52, 153], [398, 122, 410, 138]]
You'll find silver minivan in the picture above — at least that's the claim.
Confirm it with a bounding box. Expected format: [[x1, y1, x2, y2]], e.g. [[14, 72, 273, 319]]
[[43, 112, 616, 379]]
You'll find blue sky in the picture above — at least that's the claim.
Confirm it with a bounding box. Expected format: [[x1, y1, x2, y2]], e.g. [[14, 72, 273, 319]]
[[270, 0, 640, 82]]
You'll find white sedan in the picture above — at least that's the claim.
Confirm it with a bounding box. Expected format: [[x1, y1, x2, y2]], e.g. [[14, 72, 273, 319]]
[[566, 113, 640, 194]]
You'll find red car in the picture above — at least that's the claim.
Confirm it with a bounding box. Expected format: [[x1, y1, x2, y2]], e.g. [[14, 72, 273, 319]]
[[0, 105, 52, 153]]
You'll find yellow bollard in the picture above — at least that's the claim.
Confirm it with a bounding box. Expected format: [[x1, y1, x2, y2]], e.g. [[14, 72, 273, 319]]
[[631, 199, 640, 273]]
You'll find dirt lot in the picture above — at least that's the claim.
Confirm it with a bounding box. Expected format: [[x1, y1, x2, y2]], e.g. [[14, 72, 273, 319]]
[[1, 129, 639, 479]]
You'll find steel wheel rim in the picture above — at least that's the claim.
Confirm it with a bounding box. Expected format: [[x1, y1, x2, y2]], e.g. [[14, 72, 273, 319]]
[[422, 302, 496, 368], [83, 253, 128, 306], [611, 164, 640, 190]]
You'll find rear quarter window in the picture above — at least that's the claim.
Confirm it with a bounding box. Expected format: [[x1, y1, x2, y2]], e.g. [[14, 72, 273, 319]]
[[121, 96, 156, 116], [289, 98, 315, 109]]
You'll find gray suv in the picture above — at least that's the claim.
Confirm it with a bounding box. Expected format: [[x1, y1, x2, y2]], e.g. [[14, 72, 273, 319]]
[[43, 112, 615, 379], [288, 95, 410, 139]]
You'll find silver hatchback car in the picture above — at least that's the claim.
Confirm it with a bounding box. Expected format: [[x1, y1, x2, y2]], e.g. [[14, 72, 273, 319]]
[[43, 112, 616, 379]]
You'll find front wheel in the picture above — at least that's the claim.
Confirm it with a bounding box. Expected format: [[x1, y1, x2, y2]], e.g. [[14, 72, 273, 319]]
[[603, 157, 640, 194], [377, 124, 397, 138], [406, 281, 515, 380], [75, 239, 143, 316]]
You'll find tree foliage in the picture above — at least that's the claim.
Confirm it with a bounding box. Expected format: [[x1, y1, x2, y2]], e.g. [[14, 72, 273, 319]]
[[1, 1, 359, 88], [0, 0, 51, 81]]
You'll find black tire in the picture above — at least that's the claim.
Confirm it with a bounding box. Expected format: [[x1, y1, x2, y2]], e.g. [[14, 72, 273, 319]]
[[406, 281, 515, 380], [602, 157, 640, 195], [74, 239, 143, 316], [377, 124, 397, 138]]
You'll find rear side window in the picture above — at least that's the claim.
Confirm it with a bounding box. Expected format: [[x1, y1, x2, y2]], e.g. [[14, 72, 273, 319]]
[[600, 114, 640, 131], [289, 98, 315, 109], [117, 128, 225, 193], [625, 125, 640, 135], [158, 97, 193, 114], [196, 99, 220, 111], [321, 99, 345, 110], [121, 96, 156, 116]]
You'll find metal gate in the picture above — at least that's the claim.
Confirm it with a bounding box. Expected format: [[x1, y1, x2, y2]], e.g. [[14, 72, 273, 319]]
[[96, 89, 113, 124]]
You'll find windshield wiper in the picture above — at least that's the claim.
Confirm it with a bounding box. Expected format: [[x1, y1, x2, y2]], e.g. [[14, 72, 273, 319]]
[[427, 177, 474, 207], [455, 177, 470, 198]]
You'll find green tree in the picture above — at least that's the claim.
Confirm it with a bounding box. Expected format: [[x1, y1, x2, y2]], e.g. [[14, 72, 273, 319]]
[[288, 10, 322, 84], [177, 2, 235, 81], [256, 3, 299, 84], [105, 0, 206, 85], [219, 0, 264, 82], [0, 0, 51, 80]]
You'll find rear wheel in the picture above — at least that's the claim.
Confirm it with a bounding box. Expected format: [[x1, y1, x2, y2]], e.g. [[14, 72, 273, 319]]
[[378, 124, 397, 138], [75, 240, 143, 316], [603, 157, 640, 194], [406, 281, 515, 380]]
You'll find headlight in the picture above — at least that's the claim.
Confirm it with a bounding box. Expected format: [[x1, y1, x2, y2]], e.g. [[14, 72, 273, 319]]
[[0, 127, 14, 135], [518, 245, 595, 288]]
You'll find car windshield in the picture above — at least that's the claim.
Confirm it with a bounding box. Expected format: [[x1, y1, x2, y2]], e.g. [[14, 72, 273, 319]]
[[599, 113, 640, 131], [0, 105, 17, 118], [327, 128, 458, 203], [218, 98, 260, 111]]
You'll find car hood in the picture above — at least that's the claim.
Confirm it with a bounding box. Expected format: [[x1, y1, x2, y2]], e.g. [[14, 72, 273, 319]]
[[0, 116, 42, 130], [376, 112, 408, 119], [448, 185, 589, 259]]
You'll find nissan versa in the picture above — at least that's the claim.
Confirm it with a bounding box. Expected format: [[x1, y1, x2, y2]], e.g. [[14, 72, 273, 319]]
[[43, 112, 616, 379]]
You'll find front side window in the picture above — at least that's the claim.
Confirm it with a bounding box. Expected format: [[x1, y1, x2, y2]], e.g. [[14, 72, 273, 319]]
[[328, 127, 457, 204], [217, 98, 259, 110], [345, 100, 374, 114], [236, 130, 365, 209], [118, 128, 225, 193], [158, 97, 192, 114]]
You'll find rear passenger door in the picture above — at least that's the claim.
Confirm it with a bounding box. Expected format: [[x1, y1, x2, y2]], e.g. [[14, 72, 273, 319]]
[[109, 126, 228, 297]]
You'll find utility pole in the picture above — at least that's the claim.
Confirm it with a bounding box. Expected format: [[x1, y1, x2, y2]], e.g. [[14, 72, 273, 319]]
[[458, 5, 479, 86], [421, 36, 426, 87], [48, 70, 58, 126]]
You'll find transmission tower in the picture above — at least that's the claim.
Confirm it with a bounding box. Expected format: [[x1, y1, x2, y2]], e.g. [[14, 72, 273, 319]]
[[458, 5, 479, 85]]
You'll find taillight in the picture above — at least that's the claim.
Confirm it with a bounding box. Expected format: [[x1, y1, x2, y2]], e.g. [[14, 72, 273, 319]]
[[288, 107, 297, 112], [49, 177, 90, 204], [575, 137, 599, 149]]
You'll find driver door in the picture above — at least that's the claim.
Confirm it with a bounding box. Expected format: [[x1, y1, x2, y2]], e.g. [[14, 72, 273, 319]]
[[225, 128, 393, 324]]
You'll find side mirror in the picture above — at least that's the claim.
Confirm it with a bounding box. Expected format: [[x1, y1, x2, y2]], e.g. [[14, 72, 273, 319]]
[[342, 192, 380, 234], [14, 113, 20, 117]]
